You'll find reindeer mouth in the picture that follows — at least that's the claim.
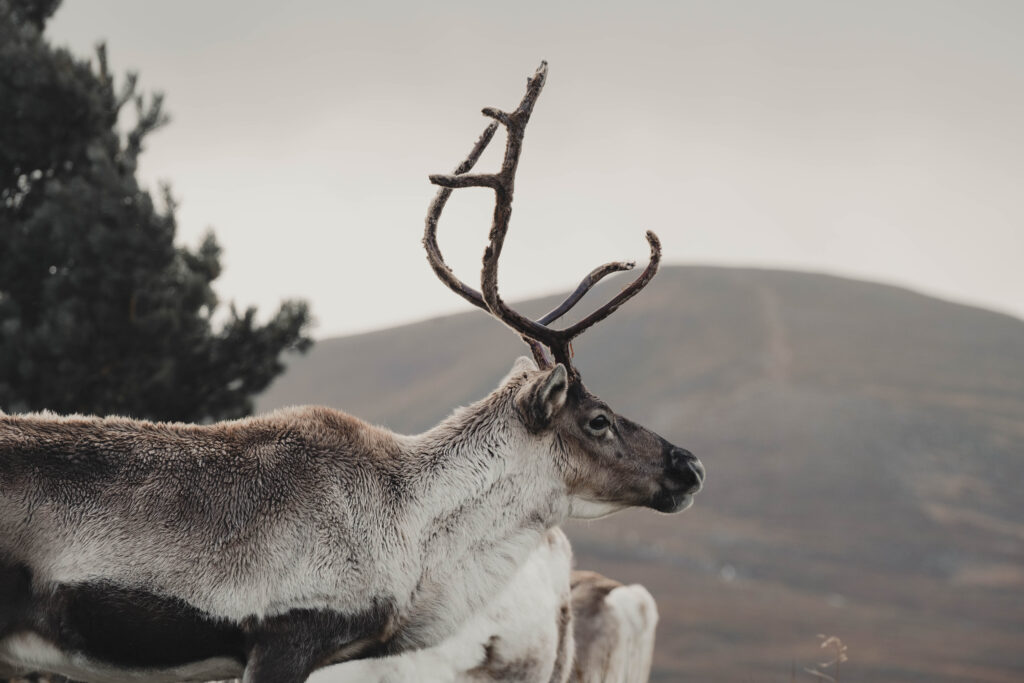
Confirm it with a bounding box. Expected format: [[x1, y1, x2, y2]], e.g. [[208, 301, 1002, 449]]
[[651, 450, 704, 513], [650, 490, 696, 514]]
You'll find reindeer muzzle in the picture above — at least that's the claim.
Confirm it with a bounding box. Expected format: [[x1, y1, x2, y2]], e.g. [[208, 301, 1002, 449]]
[[649, 446, 704, 513]]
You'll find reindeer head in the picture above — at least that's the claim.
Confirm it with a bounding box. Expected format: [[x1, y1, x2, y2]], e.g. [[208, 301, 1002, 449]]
[[424, 62, 704, 519]]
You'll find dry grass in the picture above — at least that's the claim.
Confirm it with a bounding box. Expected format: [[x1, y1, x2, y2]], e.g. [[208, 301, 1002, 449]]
[[803, 634, 849, 682]]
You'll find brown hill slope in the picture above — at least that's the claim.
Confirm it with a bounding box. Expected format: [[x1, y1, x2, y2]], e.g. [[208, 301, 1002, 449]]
[[259, 266, 1024, 682]]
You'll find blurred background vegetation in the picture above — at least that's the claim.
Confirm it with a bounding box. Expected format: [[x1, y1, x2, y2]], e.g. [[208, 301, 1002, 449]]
[[0, 0, 312, 422]]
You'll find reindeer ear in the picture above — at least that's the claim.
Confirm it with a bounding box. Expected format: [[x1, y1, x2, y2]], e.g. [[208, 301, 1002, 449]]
[[518, 364, 569, 432]]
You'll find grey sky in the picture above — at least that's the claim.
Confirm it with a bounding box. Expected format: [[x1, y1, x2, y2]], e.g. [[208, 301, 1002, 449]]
[[47, 0, 1024, 337]]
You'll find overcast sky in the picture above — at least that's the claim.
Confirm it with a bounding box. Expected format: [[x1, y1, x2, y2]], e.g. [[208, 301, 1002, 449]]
[[47, 0, 1024, 338]]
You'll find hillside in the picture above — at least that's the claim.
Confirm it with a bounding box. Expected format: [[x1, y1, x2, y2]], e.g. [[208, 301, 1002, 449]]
[[258, 266, 1024, 682]]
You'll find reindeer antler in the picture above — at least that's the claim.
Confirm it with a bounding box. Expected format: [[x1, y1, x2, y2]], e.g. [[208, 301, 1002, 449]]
[[424, 62, 662, 381]]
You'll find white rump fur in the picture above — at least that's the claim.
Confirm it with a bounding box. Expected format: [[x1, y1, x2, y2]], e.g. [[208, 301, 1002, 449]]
[[570, 576, 659, 683]]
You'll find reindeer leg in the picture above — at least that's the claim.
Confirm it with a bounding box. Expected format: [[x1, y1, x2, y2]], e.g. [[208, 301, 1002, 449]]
[[241, 643, 316, 683], [241, 603, 394, 683]]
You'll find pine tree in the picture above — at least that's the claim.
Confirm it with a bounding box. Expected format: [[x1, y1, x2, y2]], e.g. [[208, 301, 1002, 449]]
[[0, 0, 313, 422]]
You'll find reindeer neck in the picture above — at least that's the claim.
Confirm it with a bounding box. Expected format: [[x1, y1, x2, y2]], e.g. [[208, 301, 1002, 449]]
[[408, 387, 521, 492], [400, 382, 567, 531]]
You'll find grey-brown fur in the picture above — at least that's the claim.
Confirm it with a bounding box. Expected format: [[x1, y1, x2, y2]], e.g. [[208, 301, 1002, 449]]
[[1, 406, 406, 624]]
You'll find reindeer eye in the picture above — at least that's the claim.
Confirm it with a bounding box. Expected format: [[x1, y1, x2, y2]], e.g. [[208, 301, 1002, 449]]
[[588, 415, 610, 432]]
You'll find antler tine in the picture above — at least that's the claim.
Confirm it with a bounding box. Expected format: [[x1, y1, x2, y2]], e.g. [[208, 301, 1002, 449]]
[[557, 231, 662, 339], [535, 232, 662, 374], [536, 261, 635, 326], [423, 121, 500, 313], [525, 259, 634, 369], [477, 63, 565, 348]]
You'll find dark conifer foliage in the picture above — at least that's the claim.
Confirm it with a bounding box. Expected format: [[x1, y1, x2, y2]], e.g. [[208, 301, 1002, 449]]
[[0, 0, 313, 422]]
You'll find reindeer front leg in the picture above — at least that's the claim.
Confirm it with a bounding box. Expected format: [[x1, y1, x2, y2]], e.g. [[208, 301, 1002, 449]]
[[242, 604, 394, 683], [242, 641, 318, 683]]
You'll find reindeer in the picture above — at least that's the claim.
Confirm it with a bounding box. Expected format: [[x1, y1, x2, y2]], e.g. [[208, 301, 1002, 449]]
[[569, 571, 658, 683], [0, 62, 704, 683]]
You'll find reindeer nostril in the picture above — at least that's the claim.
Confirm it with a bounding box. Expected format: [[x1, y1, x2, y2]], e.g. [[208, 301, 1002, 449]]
[[664, 447, 704, 495], [669, 447, 695, 470], [689, 458, 705, 484]]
